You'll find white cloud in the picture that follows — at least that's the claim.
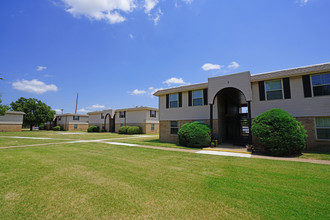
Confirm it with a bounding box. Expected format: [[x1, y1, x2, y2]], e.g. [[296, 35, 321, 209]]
[[130, 89, 147, 95], [151, 8, 163, 25], [298, 0, 309, 6], [149, 87, 164, 97], [12, 79, 58, 94], [228, 61, 240, 69], [54, 109, 63, 114], [201, 63, 222, 71], [144, 0, 158, 13], [163, 77, 187, 86], [129, 33, 134, 39], [61, 0, 136, 24], [37, 66, 47, 71], [181, 0, 193, 4], [77, 104, 106, 113]]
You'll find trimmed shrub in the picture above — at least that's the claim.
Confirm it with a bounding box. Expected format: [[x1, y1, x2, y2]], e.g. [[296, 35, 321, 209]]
[[251, 108, 307, 156], [53, 126, 61, 131], [127, 126, 142, 134], [39, 123, 45, 130], [118, 126, 129, 134], [178, 122, 212, 148], [88, 126, 99, 132]]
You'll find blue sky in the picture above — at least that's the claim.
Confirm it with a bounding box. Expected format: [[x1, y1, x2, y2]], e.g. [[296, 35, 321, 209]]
[[1, 0, 329, 114]]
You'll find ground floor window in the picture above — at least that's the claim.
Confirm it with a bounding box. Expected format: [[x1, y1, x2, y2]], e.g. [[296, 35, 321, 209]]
[[170, 121, 179, 134], [74, 124, 78, 129], [120, 123, 124, 127], [151, 123, 155, 131], [316, 117, 330, 140]]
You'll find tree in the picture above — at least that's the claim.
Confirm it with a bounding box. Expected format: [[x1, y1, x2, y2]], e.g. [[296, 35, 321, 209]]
[[10, 97, 56, 131]]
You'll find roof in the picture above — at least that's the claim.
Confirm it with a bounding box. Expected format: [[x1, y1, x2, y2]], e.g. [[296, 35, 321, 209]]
[[55, 113, 88, 117], [115, 106, 158, 112], [87, 109, 113, 115], [5, 111, 25, 115], [153, 82, 208, 96], [250, 62, 330, 82]]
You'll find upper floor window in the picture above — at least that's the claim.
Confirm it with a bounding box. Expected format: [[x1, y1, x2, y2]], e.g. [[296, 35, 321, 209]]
[[73, 116, 79, 120], [58, 117, 61, 121], [150, 110, 156, 118], [265, 80, 283, 100], [192, 90, 203, 106], [170, 94, 179, 108], [119, 111, 126, 118], [315, 117, 330, 140], [311, 73, 330, 96], [101, 113, 104, 119]]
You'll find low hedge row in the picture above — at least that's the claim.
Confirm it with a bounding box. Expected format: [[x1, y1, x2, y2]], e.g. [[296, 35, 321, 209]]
[[88, 126, 99, 132], [119, 126, 142, 134]]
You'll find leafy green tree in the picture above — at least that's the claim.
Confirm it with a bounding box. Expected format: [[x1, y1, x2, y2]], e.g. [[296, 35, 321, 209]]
[[10, 97, 56, 131]]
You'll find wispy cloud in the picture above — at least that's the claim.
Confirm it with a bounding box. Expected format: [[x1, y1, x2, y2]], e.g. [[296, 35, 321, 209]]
[[163, 77, 188, 86], [201, 63, 222, 71], [129, 33, 134, 39], [78, 104, 106, 113], [144, 0, 159, 13], [54, 109, 63, 114], [298, 0, 309, 6], [130, 89, 146, 95], [37, 66, 47, 71], [228, 61, 240, 69], [12, 79, 58, 94]]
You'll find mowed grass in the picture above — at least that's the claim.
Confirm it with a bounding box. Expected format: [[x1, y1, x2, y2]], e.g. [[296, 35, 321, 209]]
[[0, 142, 329, 219]]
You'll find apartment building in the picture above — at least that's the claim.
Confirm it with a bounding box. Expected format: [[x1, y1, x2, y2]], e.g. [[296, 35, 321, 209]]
[[0, 111, 25, 132], [54, 114, 89, 131], [154, 63, 330, 151], [88, 107, 159, 134]]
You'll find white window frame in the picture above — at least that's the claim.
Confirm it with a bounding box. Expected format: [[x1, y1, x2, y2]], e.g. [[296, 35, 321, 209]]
[[192, 90, 204, 106], [150, 110, 156, 118], [169, 93, 179, 108], [74, 124, 78, 129], [310, 73, 330, 97], [119, 111, 125, 118], [170, 121, 179, 135], [315, 117, 330, 140], [101, 113, 104, 119], [151, 123, 155, 131], [264, 79, 284, 101], [73, 116, 79, 120]]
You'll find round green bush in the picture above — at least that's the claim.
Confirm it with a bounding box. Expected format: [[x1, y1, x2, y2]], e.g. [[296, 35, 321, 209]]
[[251, 108, 307, 156], [127, 126, 142, 134], [178, 122, 211, 148], [39, 123, 45, 130], [87, 125, 99, 132], [53, 126, 61, 131], [118, 126, 129, 134]]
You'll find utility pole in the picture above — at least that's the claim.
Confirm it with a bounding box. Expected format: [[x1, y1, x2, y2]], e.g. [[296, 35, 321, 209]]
[[75, 93, 78, 114]]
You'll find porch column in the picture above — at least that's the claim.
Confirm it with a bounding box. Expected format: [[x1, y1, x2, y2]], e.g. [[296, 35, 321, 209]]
[[247, 101, 252, 145], [210, 103, 213, 138]]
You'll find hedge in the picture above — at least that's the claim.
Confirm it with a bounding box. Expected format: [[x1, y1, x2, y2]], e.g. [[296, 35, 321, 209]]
[[178, 122, 211, 148], [88, 126, 99, 132], [119, 126, 142, 134]]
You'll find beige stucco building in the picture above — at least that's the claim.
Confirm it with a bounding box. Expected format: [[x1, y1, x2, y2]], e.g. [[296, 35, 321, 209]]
[[54, 114, 89, 131], [88, 107, 159, 134], [154, 63, 330, 151], [0, 111, 25, 132]]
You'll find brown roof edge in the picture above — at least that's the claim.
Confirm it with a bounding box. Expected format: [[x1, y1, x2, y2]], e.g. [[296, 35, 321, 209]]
[[55, 114, 88, 117], [251, 62, 330, 82], [153, 82, 208, 96], [115, 107, 158, 112], [5, 111, 25, 115]]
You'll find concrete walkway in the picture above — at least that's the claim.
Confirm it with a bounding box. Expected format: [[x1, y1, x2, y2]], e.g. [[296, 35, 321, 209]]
[[1, 136, 329, 165]]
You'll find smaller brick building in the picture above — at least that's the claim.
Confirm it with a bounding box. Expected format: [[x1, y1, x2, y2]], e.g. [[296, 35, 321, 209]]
[[0, 111, 25, 132]]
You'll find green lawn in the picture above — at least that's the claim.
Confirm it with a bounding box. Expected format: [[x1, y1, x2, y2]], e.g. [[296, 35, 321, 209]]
[[0, 136, 329, 219]]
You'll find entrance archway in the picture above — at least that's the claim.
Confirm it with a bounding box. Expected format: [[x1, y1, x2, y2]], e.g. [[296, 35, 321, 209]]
[[104, 113, 115, 132], [211, 87, 251, 146]]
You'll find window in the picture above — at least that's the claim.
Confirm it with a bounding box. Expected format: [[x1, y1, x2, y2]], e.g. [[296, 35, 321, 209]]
[[150, 110, 156, 118], [151, 123, 155, 131], [311, 73, 330, 96], [265, 80, 283, 100], [169, 94, 179, 108], [170, 121, 179, 134], [120, 123, 124, 127], [119, 111, 126, 118], [192, 90, 203, 106], [58, 117, 61, 121], [101, 113, 104, 119], [74, 124, 78, 129], [73, 116, 79, 120], [316, 117, 330, 140]]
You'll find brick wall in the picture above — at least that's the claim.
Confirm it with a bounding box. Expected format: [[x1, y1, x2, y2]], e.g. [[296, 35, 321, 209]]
[[0, 124, 22, 132]]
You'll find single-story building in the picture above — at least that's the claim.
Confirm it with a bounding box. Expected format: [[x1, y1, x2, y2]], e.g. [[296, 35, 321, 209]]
[[154, 62, 330, 151], [88, 106, 159, 134], [0, 111, 25, 132], [54, 114, 89, 131]]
